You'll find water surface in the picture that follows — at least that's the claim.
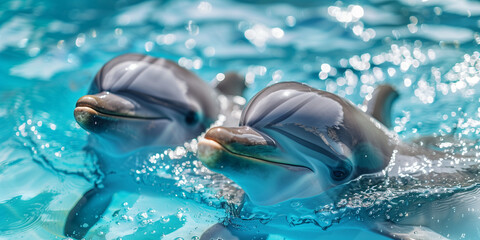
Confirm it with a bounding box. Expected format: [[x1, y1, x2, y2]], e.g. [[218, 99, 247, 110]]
[[2, 0, 480, 239]]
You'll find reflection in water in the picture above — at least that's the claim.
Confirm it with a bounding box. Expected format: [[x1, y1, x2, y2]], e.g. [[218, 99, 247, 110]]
[[0, 192, 55, 234]]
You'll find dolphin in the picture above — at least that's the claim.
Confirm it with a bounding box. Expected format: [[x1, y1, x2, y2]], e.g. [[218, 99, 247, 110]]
[[197, 82, 478, 239], [65, 53, 246, 239]]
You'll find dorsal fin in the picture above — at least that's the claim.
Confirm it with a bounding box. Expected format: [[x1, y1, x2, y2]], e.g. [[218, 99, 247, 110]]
[[214, 72, 246, 96], [364, 84, 399, 128]]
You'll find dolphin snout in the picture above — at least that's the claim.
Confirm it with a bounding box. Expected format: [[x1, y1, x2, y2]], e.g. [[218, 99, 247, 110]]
[[200, 126, 278, 161], [197, 127, 276, 171], [74, 92, 140, 133], [75, 92, 136, 117], [205, 126, 272, 147], [76, 95, 99, 108]]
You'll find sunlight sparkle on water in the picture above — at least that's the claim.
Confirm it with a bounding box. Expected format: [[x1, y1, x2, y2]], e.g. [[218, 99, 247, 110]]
[[3, 0, 480, 239]]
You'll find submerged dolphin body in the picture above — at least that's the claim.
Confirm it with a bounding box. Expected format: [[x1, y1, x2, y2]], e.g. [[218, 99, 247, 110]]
[[197, 82, 478, 239], [65, 54, 246, 239]]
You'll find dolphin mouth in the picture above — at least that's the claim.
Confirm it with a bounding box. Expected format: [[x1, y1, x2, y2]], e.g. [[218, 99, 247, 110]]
[[199, 138, 312, 172], [198, 127, 313, 172], [75, 93, 167, 120], [74, 104, 161, 120], [74, 92, 170, 133]]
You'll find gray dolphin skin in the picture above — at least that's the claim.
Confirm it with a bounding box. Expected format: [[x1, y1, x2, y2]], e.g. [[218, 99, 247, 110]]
[[65, 53, 245, 239], [197, 82, 473, 239], [199, 82, 398, 205], [74, 53, 223, 153]]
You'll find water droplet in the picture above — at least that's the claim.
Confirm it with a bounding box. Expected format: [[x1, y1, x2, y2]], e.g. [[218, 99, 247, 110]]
[[137, 212, 148, 219], [285, 16, 296, 27], [75, 33, 85, 47], [145, 41, 154, 52], [161, 216, 170, 223], [186, 20, 200, 36], [271, 27, 284, 39], [185, 38, 196, 49], [197, 2, 212, 12]]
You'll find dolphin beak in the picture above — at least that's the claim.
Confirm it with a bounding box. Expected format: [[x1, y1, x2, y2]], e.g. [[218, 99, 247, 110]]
[[200, 126, 279, 162], [198, 126, 309, 170], [204, 126, 275, 151], [75, 93, 136, 117], [198, 126, 272, 170], [74, 92, 167, 132]]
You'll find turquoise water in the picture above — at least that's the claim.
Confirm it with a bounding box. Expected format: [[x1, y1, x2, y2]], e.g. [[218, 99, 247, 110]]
[[2, 0, 480, 239]]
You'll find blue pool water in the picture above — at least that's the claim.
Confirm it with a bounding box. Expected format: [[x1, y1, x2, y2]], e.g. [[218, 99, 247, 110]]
[[2, 0, 480, 239]]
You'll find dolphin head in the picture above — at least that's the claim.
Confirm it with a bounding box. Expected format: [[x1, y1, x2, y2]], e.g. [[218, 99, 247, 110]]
[[198, 82, 393, 205], [75, 54, 220, 154]]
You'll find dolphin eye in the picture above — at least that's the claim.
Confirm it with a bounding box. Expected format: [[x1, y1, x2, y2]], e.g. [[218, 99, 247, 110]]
[[185, 111, 199, 125], [331, 167, 349, 181]]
